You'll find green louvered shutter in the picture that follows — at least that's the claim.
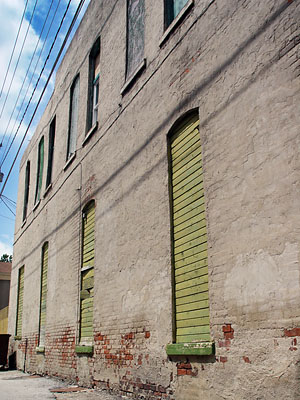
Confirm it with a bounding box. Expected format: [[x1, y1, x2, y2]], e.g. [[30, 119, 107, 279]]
[[170, 115, 210, 343], [80, 201, 95, 343], [16, 266, 25, 337], [39, 243, 48, 346]]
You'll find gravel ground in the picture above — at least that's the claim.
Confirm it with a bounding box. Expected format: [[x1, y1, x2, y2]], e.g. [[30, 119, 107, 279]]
[[0, 370, 127, 400]]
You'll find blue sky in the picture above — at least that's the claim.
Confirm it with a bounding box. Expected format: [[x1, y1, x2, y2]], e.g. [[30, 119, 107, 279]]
[[0, 0, 90, 256]]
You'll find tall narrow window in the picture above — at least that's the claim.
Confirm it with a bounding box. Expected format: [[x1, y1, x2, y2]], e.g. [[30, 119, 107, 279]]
[[79, 201, 95, 344], [165, 0, 189, 27], [166, 113, 212, 356], [23, 161, 30, 221], [35, 137, 44, 204], [87, 39, 100, 131], [38, 243, 48, 347], [46, 117, 55, 188], [67, 75, 80, 160], [16, 266, 25, 337], [126, 0, 145, 78]]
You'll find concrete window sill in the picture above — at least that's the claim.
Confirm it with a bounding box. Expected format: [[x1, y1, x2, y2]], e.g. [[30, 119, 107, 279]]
[[159, 0, 194, 47], [75, 345, 93, 355], [44, 183, 52, 198], [83, 122, 98, 147], [166, 341, 214, 356], [121, 59, 146, 95], [33, 200, 40, 212], [64, 152, 76, 171], [21, 218, 27, 228], [36, 346, 45, 353]]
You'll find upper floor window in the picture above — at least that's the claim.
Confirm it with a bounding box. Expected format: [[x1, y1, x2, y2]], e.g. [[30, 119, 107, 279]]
[[46, 116, 55, 188], [87, 39, 100, 131], [16, 265, 25, 338], [67, 75, 80, 160], [23, 161, 30, 221], [35, 137, 44, 204], [126, 0, 145, 78], [165, 0, 189, 27], [38, 242, 48, 347]]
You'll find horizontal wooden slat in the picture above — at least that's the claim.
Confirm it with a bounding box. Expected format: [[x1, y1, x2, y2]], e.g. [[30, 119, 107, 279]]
[[171, 118, 198, 148], [175, 282, 209, 299], [177, 308, 209, 321], [175, 265, 208, 283], [172, 158, 203, 188], [174, 223, 206, 249], [175, 274, 208, 292], [177, 317, 209, 328], [173, 204, 205, 229], [172, 151, 202, 183], [173, 185, 204, 213], [174, 232, 207, 256], [172, 166, 203, 197], [174, 241, 207, 263], [173, 145, 202, 176], [177, 324, 210, 336], [173, 175, 203, 202], [174, 249, 208, 271], [171, 128, 199, 161], [173, 196, 205, 223], [176, 298, 209, 312], [176, 333, 211, 343]]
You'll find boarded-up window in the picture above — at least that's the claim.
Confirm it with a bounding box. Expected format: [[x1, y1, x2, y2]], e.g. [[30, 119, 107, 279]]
[[67, 75, 80, 159], [169, 114, 210, 344], [79, 201, 95, 344], [165, 0, 189, 27], [35, 137, 44, 204], [23, 161, 30, 221], [46, 117, 55, 188], [126, 0, 145, 78], [39, 242, 48, 347], [16, 266, 25, 337]]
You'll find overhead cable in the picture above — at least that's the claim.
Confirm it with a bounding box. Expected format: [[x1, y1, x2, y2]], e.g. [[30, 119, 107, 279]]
[[0, 0, 86, 198], [0, 0, 39, 122], [0, 0, 58, 166]]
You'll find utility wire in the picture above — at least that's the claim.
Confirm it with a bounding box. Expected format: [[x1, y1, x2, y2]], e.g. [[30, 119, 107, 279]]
[[0, 197, 16, 216], [0, 0, 86, 198], [0, 0, 58, 167], [1, 194, 16, 206], [0, 0, 29, 105], [0, 0, 39, 123]]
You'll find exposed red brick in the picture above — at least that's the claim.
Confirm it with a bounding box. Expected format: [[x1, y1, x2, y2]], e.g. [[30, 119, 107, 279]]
[[222, 324, 233, 333], [243, 356, 251, 363], [219, 356, 228, 363], [177, 369, 187, 376], [284, 328, 300, 337], [177, 362, 192, 369], [224, 331, 234, 340], [145, 331, 150, 339]]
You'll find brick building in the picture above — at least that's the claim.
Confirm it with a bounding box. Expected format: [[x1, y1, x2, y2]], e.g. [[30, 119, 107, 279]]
[[8, 0, 300, 399]]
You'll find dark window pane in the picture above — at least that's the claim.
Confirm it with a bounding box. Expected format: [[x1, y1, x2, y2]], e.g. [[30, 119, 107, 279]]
[[127, 0, 145, 78], [23, 161, 30, 221], [35, 137, 44, 203], [46, 117, 55, 188]]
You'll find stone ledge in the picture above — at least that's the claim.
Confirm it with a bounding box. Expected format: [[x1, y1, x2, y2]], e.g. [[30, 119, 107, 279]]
[[75, 345, 93, 355], [166, 342, 214, 356], [36, 346, 45, 353]]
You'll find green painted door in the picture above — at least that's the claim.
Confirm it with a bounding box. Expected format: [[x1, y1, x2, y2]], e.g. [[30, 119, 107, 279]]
[[80, 201, 95, 343], [16, 266, 25, 337], [39, 243, 48, 346], [170, 115, 210, 343]]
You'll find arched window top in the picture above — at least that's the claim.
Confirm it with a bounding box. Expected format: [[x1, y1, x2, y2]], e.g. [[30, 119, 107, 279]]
[[168, 109, 199, 140]]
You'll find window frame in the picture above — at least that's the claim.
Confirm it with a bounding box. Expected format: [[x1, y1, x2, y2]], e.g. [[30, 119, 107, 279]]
[[22, 161, 30, 222], [166, 111, 213, 356], [34, 136, 44, 205], [15, 265, 25, 339], [46, 117, 56, 190], [67, 74, 80, 161], [86, 38, 100, 134]]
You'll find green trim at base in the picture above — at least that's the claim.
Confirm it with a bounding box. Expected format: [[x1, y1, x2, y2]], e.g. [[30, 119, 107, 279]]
[[14, 336, 22, 341], [36, 346, 45, 353], [166, 342, 214, 356], [75, 345, 93, 355]]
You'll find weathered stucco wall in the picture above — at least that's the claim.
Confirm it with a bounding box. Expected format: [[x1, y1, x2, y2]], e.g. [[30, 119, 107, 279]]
[[9, 0, 300, 398]]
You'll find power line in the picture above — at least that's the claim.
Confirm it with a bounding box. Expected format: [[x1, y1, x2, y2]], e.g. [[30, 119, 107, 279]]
[[0, 0, 87, 199], [0, 0, 58, 166], [0, 0, 29, 105], [0, 0, 39, 122], [1, 194, 16, 206], [0, 197, 16, 216]]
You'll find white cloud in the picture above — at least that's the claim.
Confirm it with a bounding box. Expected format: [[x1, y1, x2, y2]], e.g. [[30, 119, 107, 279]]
[[0, 240, 13, 256]]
